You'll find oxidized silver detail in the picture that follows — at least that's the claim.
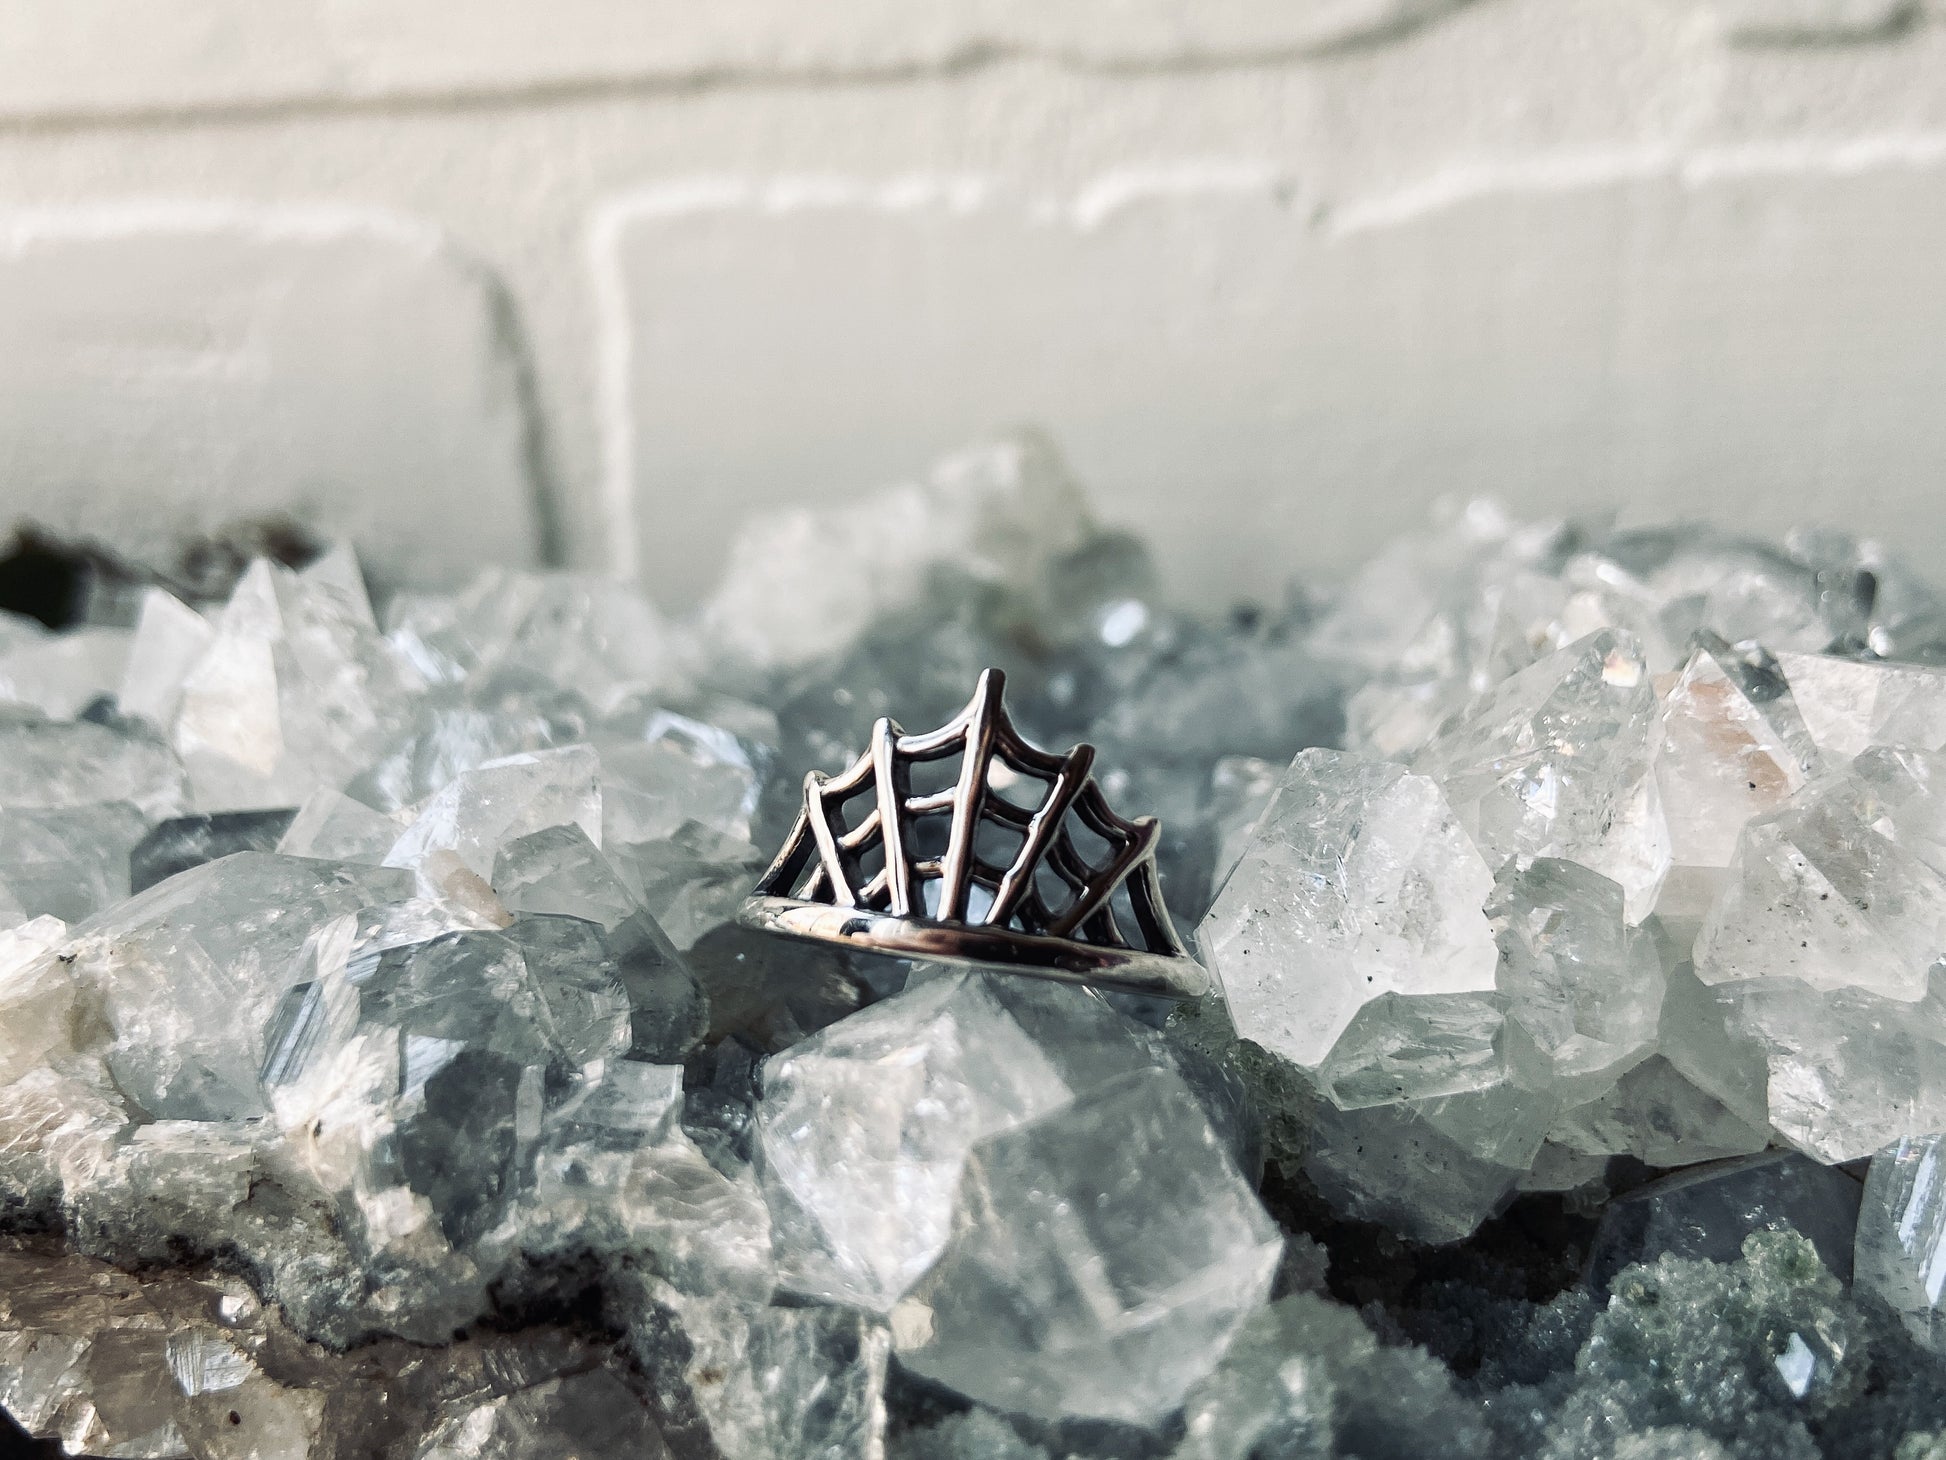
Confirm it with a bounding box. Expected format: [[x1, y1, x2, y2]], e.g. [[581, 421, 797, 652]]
[[739, 668, 1209, 999]]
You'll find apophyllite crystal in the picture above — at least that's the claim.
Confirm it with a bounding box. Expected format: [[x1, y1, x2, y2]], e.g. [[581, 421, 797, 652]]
[[1856, 1133, 1946, 1357], [755, 971, 1175, 1314], [1201, 748, 1498, 1072], [893, 1066, 1280, 1426], [12, 441, 1946, 1454]]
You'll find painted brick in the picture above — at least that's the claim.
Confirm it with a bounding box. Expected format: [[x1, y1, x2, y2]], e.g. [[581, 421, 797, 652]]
[[0, 207, 543, 588], [0, 0, 1468, 120], [601, 158, 1946, 610]]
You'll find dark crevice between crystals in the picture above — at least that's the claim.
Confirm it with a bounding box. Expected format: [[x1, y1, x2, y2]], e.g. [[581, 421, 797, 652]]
[[0, 1408, 56, 1460], [1263, 1158, 1607, 1373], [0, 519, 325, 629], [128, 809, 300, 893]]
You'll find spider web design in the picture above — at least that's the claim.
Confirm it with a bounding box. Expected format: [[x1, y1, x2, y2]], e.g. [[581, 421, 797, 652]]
[[754, 668, 1190, 959]]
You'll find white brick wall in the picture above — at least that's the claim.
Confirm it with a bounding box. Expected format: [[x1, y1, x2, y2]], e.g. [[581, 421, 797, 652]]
[[0, 205, 543, 588], [2, 0, 1945, 604]]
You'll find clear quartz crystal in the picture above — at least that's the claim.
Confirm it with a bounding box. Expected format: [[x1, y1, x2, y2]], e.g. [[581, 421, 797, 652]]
[[1735, 973, 1946, 1163], [664, 1292, 888, 1460], [384, 745, 603, 880], [616, 821, 766, 949], [1296, 953, 1566, 1240], [0, 802, 145, 924], [388, 569, 679, 716], [69, 852, 412, 1122], [1201, 748, 1498, 1071], [1775, 650, 1946, 759], [894, 1066, 1280, 1426], [1489, 857, 1664, 1102], [598, 712, 771, 846], [524, 1062, 773, 1300], [172, 557, 425, 812], [493, 823, 643, 930], [1303, 1076, 1559, 1243], [118, 588, 214, 727], [703, 433, 1097, 671], [1413, 628, 1669, 918], [221, 903, 709, 1346], [1655, 634, 1821, 924], [1315, 991, 1510, 1110], [0, 715, 186, 819], [1694, 746, 1946, 1000], [1855, 1132, 1946, 1357], [754, 971, 1168, 1314], [278, 788, 402, 862], [1549, 1056, 1771, 1168]]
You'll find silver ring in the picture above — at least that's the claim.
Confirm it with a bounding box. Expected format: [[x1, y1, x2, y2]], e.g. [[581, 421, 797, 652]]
[[738, 668, 1208, 1000]]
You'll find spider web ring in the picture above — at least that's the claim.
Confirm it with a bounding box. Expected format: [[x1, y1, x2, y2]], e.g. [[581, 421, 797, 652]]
[[737, 666, 1209, 1000], [740, 896, 1210, 999]]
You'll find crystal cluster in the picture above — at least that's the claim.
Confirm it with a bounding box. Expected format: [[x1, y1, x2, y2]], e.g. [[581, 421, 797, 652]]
[[8, 440, 1946, 1457], [1203, 506, 1946, 1240]]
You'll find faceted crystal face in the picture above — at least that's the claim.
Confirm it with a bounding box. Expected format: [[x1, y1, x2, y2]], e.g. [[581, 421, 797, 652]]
[[661, 1293, 889, 1460], [895, 1066, 1280, 1426], [278, 788, 401, 862], [384, 746, 603, 881], [598, 716, 770, 847], [0, 716, 186, 820], [1775, 651, 1946, 760], [68, 853, 413, 1122], [1656, 635, 1820, 877], [1488, 856, 1663, 1100], [1307, 497, 1570, 680], [266, 916, 635, 1250], [1694, 749, 1946, 1001], [1855, 1133, 1946, 1357], [616, 821, 765, 950], [1303, 1079, 1558, 1243], [1414, 628, 1668, 917], [755, 971, 1160, 1313], [1549, 1056, 1770, 1168], [484, 576, 678, 718], [172, 557, 425, 812], [0, 802, 145, 924], [703, 433, 1097, 671], [118, 588, 213, 729], [1315, 991, 1509, 1111], [1201, 748, 1498, 1070], [492, 823, 641, 932], [1728, 974, 1946, 1163], [526, 1064, 775, 1303]]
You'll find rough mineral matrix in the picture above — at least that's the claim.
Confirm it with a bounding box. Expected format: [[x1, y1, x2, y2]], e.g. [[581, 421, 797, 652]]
[[8, 436, 1946, 1458]]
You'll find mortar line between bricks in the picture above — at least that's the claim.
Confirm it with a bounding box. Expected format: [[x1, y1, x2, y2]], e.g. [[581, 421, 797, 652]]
[[0, 19, 1559, 138]]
